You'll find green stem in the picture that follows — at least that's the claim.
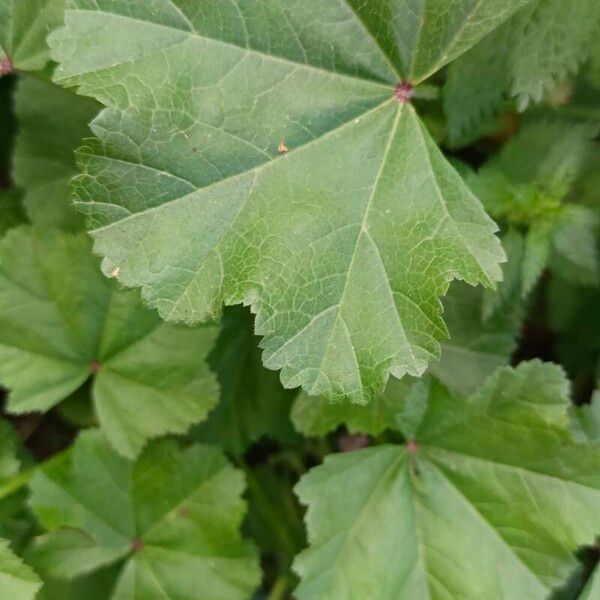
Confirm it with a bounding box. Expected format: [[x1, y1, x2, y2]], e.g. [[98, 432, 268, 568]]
[[267, 575, 289, 600]]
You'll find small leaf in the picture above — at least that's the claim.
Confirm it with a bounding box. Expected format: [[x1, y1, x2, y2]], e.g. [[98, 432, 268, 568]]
[[0, 0, 65, 72], [294, 361, 600, 599], [29, 432, 261, 600], [0, 227, 218, 457], [0, 538, 41, 600]]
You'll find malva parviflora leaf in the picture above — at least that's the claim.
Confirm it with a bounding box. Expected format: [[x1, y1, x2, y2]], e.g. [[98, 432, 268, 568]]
[[0, 0, 64, 74], [0, 226, 218, 458], [293, 361, 600, 599], [28, 431, 261, 600], [44, 0, 531, 402]]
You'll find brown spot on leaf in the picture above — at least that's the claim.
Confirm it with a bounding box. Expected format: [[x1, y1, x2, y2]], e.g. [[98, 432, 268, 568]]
[[278, 140, 289, 154], [131, 538, 144, 553]]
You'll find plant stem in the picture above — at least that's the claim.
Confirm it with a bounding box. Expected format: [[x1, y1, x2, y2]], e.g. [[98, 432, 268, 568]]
[[267, 575, 289, 600]]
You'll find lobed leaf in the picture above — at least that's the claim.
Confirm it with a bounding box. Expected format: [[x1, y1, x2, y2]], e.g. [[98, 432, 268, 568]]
[[29, 432, 261, 599], [46, 0, 513, 402], [294, 361, 600, 599], [0, 227, 218, 457], [0, 0, 64, 73]]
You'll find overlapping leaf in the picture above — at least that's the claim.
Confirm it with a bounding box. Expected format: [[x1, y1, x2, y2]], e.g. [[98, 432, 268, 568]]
[[294, 361, 600, 599], [0, 227, 218, 457], [292, 278, 522, 436], [29, 432, 260, 599], [44, 0, 533, 402], [13, 74, 99, 230], [0, 538, 40, 600]]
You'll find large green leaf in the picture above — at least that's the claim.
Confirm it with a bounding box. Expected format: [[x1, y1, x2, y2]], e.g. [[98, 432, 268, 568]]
[[46, 0, 518, 403], [294, 361, 600, 599], [29, 432, 260, 600], [0, 0, 64, 73], [13, 73, 99, 230], [0, 538, 41, 600], [195, 305, 297, 454], [0, 227, 218, 457]]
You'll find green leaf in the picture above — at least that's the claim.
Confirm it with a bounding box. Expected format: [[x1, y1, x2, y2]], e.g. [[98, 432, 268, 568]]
[[467, 120, 599, 293], [551, 206, 599, 287], [0, 538, 41, 600], [244, 465, 306, 573], [522, 220, 553, 297], [445, 0, 600, 141], [571, 391, 600, 443], [293, 361, 600, 599], [291, 375, 417, 437], [33, 563, 120, 600], [0, 188, 26, 236], [195, 306, 297, 455], [431, 278, 522, 395], [0, 419, 36, 551], [47, 1, 508, 403], [547, 277, 600, 375], [13, 73, 99, 230], [29, 431, 261, 599], [579, 564, 600, 600], [292, 276, 524, 436], [0, 227, 218, 457], [0, 0, 65, 73], [341, 0, 533, 83]]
